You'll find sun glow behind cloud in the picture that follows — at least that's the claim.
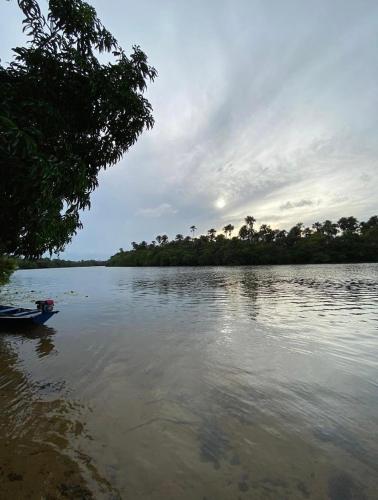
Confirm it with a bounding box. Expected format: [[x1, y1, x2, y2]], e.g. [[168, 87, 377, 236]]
[[215, 197, 226, 210]]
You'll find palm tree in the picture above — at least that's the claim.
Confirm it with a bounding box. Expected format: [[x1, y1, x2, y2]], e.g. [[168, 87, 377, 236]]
[[161, 234, 169, 245], [244, 216, 256, 242], [207, 228, 216, 241], [223, 224, 234, 238], [245, 215, 256, 228], [175, 234, 184, 242], [190, 225, 197, 238], [156, 235, 162, 245]]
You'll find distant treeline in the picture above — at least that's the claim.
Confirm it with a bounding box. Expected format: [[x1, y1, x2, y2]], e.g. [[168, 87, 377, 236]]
[[17, 258, 106, 269], [107, 215, 378, 267]]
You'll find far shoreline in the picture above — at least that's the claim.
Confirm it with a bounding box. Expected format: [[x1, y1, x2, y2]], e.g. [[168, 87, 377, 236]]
[[14, 261, 377, 270]]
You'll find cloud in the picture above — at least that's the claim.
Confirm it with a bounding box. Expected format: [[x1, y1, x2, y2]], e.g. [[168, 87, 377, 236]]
[[280, 199, 315, 210], [136, 203, 177, 218], [19, 0, 375, 258]]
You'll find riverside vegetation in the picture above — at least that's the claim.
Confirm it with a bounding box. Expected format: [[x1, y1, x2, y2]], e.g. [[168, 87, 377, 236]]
[[108, 215, 378, 267], [16, 258, 106, 269], [0, 0, 155, 283], [0, 256, 104, 282]]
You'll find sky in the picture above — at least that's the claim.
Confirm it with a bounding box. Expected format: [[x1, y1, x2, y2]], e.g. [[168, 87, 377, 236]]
[[2, 0, 378, 259]]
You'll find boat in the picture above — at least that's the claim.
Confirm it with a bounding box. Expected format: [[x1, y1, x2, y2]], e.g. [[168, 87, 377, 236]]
[[0, 300, 58, 325]]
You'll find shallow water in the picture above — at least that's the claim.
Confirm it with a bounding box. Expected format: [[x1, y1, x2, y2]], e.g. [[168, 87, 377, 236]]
[[0, 264, 377, 499]]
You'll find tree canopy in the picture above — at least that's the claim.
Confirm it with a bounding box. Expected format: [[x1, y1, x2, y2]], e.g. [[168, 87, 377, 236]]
[[108, 215, 378, 267], [0, 0, 156, 258]]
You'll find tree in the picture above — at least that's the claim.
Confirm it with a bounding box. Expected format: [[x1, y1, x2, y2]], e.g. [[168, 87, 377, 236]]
[[258, 224, 274, 243], [360, 216, 378, 233], [244, 216, 256, 242], [175, 234, 184, 242], [275, 229, 287, 243], [360, 216, 378, 254], [286, 223, 303, 245], [0, 256, 16, 285], [223, 224, 234, 238], [303, 227, 313, 238], [161, 235, 169, 245], [207, 228, 216, 241], [245, 216, 256, 227], [0, 0, 156, 258], [156, 235, 162, 245], [338, 217, 359, 234], [190, 225, 197, 238], [108, 214, 378, 267], [322, 220, 338, 238], [239, 225, 249, 240]]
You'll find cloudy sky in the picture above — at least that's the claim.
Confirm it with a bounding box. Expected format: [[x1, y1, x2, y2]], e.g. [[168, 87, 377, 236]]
[[2, 0, 378, 259]]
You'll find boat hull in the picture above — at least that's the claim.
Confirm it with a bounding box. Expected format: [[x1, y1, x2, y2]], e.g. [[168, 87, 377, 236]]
[[30, 311, 58, 325], [0, 306, 59, 326]]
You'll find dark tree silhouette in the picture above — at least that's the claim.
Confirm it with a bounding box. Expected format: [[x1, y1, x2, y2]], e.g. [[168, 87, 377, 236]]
[[361, 216, 378, 233], [239, 225, 249, 240], [244, 216, 256, 242], [207, 229, 217, 241], [258, 224, 274, 243], [108, 214, 378, 267], [338, 217, 359, 233], [322, 220, 338, 238], [287, 223, 303, 246], [223, 224, 234, 238]]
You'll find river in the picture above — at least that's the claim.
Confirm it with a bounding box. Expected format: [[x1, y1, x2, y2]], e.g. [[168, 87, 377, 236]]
[[0, 264, 377, 499]]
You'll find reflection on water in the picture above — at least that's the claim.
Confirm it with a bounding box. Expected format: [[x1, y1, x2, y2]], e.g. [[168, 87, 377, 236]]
[[0, 264, 377, 498], [0, 326, 117, 498], [5, 324, 57, 358]]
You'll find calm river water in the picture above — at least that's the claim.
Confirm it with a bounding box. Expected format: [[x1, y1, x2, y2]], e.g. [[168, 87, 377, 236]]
[[0, 264, 377, 499]]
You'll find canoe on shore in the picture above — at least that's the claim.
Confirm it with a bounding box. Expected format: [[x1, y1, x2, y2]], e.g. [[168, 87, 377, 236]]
[[0, 300, 58, 325]]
